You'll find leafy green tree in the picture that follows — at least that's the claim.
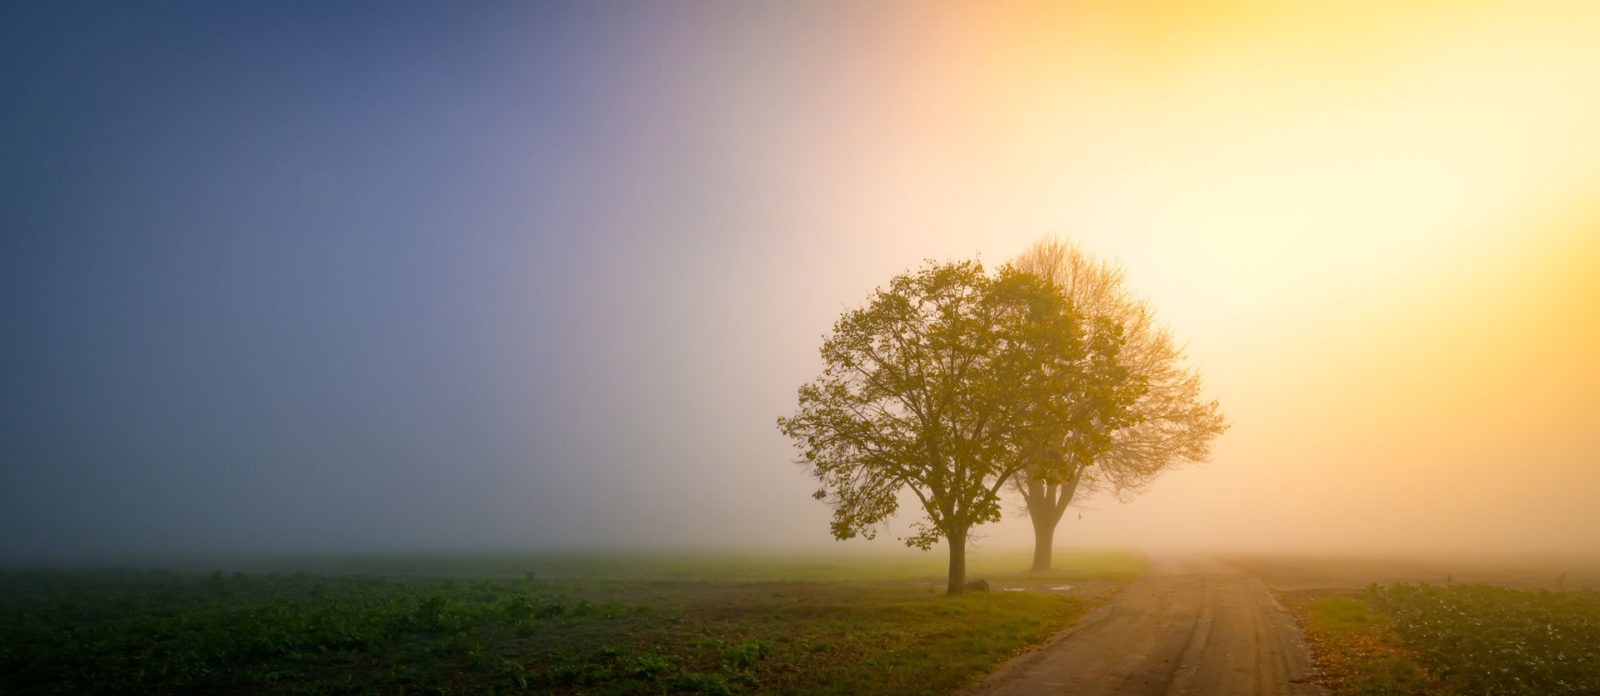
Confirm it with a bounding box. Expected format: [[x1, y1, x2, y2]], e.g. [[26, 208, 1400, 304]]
[[778, 260, 1140, 594], [1010, 238, 1228, 571]]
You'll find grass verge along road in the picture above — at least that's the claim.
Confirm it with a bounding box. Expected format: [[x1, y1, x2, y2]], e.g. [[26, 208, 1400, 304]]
[[1285, 582, 1600, 695]]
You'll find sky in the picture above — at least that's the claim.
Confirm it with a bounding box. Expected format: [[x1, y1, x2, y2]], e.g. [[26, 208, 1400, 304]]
[[3, 1, 1598, 561]]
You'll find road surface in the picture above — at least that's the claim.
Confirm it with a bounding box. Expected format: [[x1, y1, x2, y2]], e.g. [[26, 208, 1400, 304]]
[[969, 557, 1325, 696]]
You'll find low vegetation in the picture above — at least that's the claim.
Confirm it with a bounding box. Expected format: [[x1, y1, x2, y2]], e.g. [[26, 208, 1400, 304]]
[[1286, 590, 1445, 695], [1288, 582, 1600, 695], [0, 550, 1137, 695]]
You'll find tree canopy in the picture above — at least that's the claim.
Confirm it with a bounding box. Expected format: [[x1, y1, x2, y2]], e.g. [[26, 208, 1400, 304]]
[[1009, 238, 1228, 571], [778, 259, 1143, 593]]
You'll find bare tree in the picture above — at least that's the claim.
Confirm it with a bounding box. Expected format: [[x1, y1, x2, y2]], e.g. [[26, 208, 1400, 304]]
[[1011, 238, 1229, 572]]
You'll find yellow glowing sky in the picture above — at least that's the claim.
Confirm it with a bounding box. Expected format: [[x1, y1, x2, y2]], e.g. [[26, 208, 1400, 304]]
[[991, 1, 1600, 553], [726, 0, 1600, 554]]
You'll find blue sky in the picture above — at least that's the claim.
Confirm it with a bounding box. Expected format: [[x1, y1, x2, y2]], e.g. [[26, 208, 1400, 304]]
[[2, 2, 904, 557], [2, 2, 680, 554]]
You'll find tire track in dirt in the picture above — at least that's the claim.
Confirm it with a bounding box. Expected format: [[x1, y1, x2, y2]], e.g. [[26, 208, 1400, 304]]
[[968, 556, 1324, 696]]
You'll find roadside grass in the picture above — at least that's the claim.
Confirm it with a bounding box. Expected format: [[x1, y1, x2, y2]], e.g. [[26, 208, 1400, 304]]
[[0, 548, 1131, 695], [1284, 590, 1448, 695], [1287, 583, 1600, 696]]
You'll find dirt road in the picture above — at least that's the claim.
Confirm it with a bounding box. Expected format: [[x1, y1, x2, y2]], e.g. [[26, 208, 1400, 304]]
[[968, 556, 1324, 696]]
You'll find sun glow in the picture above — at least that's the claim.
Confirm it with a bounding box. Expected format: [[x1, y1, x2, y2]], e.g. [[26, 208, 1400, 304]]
[[821, 0, 1600, 553]]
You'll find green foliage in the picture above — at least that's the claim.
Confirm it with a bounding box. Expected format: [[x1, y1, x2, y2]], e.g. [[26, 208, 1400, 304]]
[[1369, 582, 1600, 695], [778, 260, 1141, 582], [720, 639, 769, 669], [132, 547, 1141, 585], [664, 671, 740, 695], [1288, 591, 1445, 696], [621, 652, 676, 678], [0, 555, 1120, 695], [1341, 656, 1438, 696], [1313, 595, 1387, 633], [0, 568, 620, 695]]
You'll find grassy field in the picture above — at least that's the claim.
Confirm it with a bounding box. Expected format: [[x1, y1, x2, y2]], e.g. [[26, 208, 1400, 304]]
[[1286, 583, 1600, 695], [88, 547, 1147, 584], [0, 548, 1142, 696]]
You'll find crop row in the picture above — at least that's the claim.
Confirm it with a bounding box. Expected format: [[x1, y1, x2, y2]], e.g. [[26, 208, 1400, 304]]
[[1, 567, 1086, 696], [1368, 582, 1600, 695], [0, 568, 634, 695]]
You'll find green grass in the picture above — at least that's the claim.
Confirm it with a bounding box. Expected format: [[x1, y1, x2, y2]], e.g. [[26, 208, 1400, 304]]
[[1288, 583, 1600, 696], [140, 547, 1146, 584], [1286, 591, 1444, 695], [0, 549, 1135, 695]]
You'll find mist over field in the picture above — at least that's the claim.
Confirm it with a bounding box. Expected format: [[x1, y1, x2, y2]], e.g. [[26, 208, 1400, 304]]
[[3, 1, 1599, 565]]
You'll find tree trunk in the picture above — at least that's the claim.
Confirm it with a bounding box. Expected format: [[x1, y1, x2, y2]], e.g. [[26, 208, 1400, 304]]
[[1023, 473, 1079, 573], [946, 529, 967, 595], [1030, 515, 1057, 572]]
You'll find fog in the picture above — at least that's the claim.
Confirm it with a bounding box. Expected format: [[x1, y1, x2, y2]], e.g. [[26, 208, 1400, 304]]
[[3, 1, 1598, 564]]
